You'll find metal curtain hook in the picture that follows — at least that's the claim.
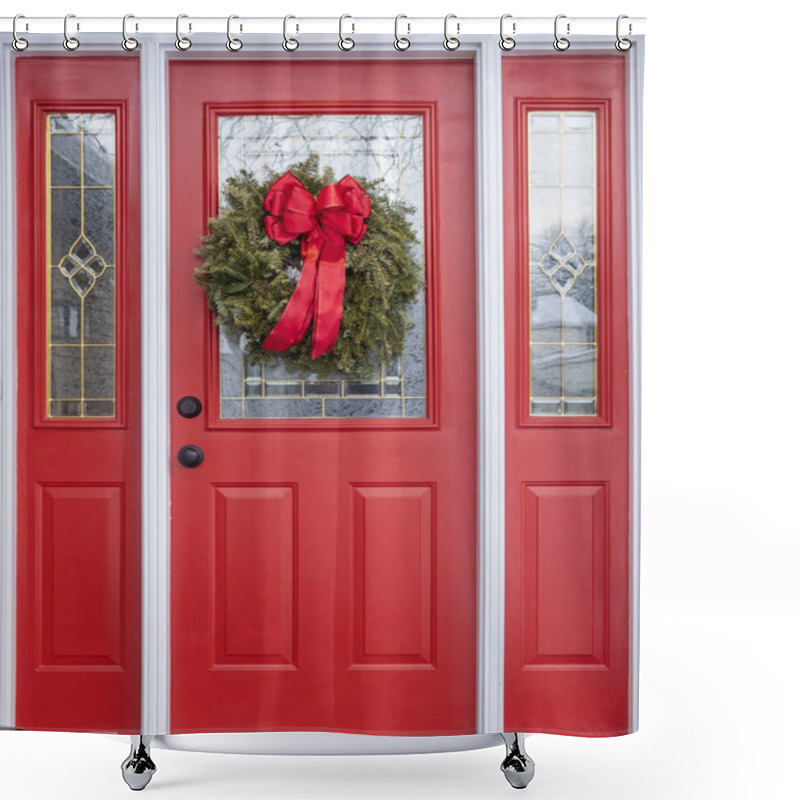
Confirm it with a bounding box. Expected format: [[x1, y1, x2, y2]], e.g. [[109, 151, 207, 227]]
[[339, 14, 355, 51], [553, 14, 570, 51], [175, 13, 192, 51], [283, 15, 299, 51], [122, 14, 138, 51], [63, 13, 80, 51], [443, 14, 460, 51], [499, 13, 516, 50], [227, 15, 243, 51], [394, 14, 410, 50], [615, 14, 632, 51], [12, 14, 29, 51]]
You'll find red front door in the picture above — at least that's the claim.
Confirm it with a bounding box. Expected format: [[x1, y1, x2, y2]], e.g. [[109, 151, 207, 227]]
[[169, 60, 477, 735]]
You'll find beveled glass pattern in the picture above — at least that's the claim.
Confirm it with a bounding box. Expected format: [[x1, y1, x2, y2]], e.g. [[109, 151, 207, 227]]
[[47, 113, 117, 418], [528, 112, 597, 416], [217, 115, 426, 420]]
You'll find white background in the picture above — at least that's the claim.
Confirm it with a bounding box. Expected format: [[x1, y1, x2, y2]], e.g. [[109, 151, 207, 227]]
[[2, 1, 799, 798]]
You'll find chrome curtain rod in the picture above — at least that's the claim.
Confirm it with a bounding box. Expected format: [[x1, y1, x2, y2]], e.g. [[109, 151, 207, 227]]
[[2, 15, 645, 48]]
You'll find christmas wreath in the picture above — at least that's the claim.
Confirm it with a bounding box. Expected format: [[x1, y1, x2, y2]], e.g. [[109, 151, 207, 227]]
[[195, 156, 424, 379]]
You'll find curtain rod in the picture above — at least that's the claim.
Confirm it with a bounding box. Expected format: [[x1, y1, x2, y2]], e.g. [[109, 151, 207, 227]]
[[1, 15, 645, 39]]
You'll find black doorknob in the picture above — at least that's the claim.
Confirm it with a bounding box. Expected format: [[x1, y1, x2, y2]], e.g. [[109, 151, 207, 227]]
[[177, 445, 204, 468], [176, 395, 203, 418]]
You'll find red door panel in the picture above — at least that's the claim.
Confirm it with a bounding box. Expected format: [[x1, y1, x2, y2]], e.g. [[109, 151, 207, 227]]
[[16, 58, 141, 733], [169, 60, 476, 735], [503, 57, 631, 735]]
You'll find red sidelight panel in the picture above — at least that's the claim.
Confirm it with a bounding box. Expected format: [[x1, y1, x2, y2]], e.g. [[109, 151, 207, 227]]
[[169, 60, 477, 735], [16, 58, 141, 733], [503, 57, 631, 735]]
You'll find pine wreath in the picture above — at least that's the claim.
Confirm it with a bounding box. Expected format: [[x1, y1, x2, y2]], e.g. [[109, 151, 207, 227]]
[[195, 156, 424, 379]]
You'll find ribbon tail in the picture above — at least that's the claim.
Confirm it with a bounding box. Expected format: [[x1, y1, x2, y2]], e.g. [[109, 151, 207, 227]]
[[310, 236, 347, 359], [261, 237, 320, 352]]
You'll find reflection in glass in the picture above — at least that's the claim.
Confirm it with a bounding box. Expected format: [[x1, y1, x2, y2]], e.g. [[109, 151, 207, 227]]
[[217, 115, 426, 420], [47, 113, 116, 418], [528, 111, 597, 416]]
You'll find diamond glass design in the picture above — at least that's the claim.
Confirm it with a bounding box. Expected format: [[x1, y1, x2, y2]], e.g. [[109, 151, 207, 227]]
[[528, 111, 598, 417], [537, 233, 588, 297], [58, 234, 109, 297]]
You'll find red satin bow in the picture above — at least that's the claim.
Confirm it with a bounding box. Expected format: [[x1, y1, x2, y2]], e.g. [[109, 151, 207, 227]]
[[261, 172, 370, 359]]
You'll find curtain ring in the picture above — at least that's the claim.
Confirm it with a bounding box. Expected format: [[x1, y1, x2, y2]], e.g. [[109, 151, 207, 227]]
[[283, 15, 299, 51], [175, 14, 192, 51], [615, 15, 632, 51], [227, 15, 243, 51], [553, 14, 570, 51], [122, 14, 138, 51], [394, 14, 410, 51], [338, 14, 355, 51], [12, 14, 29, 52], [63, 13, 80, 51], [499, 13, 516, 51], [443, 14, 460, 51]]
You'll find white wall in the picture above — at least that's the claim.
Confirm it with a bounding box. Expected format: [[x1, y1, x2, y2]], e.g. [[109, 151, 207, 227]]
[[1, 2, 798, 799]]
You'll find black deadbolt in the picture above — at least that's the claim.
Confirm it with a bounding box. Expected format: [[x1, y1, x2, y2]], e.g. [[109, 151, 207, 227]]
[[177, 445, 204, 468], [176, 395, 203, 418]]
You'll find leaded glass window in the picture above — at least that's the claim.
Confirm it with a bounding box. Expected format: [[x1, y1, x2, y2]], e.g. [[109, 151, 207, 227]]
[[217, 114, 426, 420], [47, 113, 117, 418], [528, 111, 597, 417]]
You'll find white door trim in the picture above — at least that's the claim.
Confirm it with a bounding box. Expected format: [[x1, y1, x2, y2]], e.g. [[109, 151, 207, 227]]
[[140, 40, 172, 736], [0, 42, 18, 731], [474, 38, 506, 734], [626, 37, 645, 733]]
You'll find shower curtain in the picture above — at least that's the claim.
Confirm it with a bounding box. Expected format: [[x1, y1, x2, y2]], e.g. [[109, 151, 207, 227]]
[[0, 28, 641, 754]]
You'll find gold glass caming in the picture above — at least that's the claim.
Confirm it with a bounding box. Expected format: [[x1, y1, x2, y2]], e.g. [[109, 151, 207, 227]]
[[46, 113, 117, 418], [528, 111, 598, 416]]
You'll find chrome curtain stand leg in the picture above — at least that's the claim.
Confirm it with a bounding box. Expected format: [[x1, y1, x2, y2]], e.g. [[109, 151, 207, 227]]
[[500, 733, 535, 789], [121, 735, 157, 791]]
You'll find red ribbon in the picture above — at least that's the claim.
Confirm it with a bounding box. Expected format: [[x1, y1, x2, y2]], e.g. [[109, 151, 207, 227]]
[[261, 172, 370, 359]]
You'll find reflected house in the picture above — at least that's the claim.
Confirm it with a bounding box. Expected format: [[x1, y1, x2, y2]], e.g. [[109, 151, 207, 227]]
[[530, 293, 596, 402], [529, 227, 597, 415], [527, 109, 598, 416]]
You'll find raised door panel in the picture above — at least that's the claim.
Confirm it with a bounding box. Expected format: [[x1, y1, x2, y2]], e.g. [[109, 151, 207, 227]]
[[212, 485, 297, 667], [522, 484, 608, 666], [38, 484, 124, 667], [352, 485, 434, 666]]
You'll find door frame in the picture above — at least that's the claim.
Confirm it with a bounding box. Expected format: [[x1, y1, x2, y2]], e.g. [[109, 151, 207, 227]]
[[0, 40, 16, 731], [0, 35, 644, 736]]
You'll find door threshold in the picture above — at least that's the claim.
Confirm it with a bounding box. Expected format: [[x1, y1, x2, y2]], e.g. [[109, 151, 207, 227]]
[[106, 732, 503, 756]]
